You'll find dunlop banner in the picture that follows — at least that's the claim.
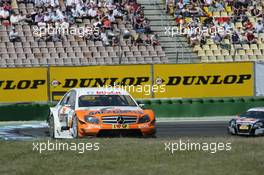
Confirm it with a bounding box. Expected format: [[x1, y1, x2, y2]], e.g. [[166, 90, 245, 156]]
[[49, 65, 152, 100], [153, 63, 254, 98], [0, 68, 48, 102]]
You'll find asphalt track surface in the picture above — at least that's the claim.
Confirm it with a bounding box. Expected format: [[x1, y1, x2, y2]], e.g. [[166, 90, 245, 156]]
[[0, 121, 229, 140], [158, 121, 228, 137]]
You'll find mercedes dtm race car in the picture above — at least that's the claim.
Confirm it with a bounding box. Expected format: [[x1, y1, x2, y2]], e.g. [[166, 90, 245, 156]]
[[228, 107, 264, 136], [48, 88, 156, 138]]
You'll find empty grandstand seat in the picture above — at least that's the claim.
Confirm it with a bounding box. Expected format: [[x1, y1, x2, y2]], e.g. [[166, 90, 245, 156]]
[[136, 57, 145, 64], [128, 57, 136, 64], [160, 57, 169, 63], [157, 51, 166, 57], [249, 55, 257, 61], [241, 55, 249, 61], [201, 56, 208, 62], [224, 56, 234, 62], [208, 56, 217, 62], [198, 50, 205, 57], [145, 57, 153, 64], [153, 57, 161, 63], [216, 56, 225, 62]]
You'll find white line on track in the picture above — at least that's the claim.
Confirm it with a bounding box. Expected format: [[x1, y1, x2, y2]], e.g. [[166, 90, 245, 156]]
[[157, 116, 235, 123]]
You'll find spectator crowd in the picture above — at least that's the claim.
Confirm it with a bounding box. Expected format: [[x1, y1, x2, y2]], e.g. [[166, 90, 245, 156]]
[[165, 0, 264, 48], [0, 0, 160, 47]]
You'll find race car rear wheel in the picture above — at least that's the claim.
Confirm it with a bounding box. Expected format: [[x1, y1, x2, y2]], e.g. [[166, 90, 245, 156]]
[[48, 115, 55, 138], [72, 116, 79, 138]]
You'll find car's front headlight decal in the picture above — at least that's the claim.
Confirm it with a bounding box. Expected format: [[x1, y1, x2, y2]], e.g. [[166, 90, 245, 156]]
[[254, 122, 263, 128], [138, 115, 150, 123], [85, 116, 100, 124]]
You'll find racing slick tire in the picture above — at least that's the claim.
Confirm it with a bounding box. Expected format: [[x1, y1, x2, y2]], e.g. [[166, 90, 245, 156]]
[[72, 116, 80, 138], [48, 115, 55, 138]]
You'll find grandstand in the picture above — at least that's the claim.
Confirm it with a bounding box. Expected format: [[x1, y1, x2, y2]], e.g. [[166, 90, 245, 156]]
[[164, 0, 264, 62], [1, 0, 264, 66], [0, 0, 168, 67], [139, 0, 200, 63]]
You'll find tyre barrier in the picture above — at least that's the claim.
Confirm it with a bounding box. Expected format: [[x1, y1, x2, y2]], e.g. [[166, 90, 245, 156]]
[[0, 97, 264, 121]]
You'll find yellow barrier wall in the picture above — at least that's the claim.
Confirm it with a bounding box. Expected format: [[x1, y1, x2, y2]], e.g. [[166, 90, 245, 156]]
[[49, 65, 152, 100], [0, 68, 48, 102], [153, 62, 254, 98], [0, 63, 255, 102]]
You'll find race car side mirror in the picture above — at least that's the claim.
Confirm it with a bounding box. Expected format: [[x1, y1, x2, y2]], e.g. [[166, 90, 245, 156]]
[[139, 104, 145, 108]]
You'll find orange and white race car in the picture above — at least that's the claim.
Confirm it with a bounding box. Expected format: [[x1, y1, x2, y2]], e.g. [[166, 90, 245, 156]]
[[48, 88, 156, 138]]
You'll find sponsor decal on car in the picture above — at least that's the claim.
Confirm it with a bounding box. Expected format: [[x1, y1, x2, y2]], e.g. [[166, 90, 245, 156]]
[[112, 124, 129, 129], [138, 124, 149, 128], [87, 124, 101, 129], [88, 109, 144, 115], [96, 91, 121, 95], [239, 125, 249, 130]]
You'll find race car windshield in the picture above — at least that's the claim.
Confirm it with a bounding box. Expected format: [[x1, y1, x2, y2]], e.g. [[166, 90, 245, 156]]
[[240, 111, 264, 119], [78, 95, 137, 107]]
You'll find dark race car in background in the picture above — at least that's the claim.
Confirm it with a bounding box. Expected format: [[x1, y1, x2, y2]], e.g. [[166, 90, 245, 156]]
[[228, 107, 264, 136]]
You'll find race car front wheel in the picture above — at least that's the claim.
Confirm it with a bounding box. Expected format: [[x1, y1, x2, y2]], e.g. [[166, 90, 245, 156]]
[[72, 116, 79, 138], [48, 115, 55, 138], [227, 127, 236, 135]]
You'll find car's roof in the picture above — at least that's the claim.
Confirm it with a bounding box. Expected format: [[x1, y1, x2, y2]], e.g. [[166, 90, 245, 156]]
[[247, 107, 264, 112], [72, 87, 130, 96]]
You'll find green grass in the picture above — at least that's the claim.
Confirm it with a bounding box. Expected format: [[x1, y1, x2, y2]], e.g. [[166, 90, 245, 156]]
[[0, 137, 263, 175]]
